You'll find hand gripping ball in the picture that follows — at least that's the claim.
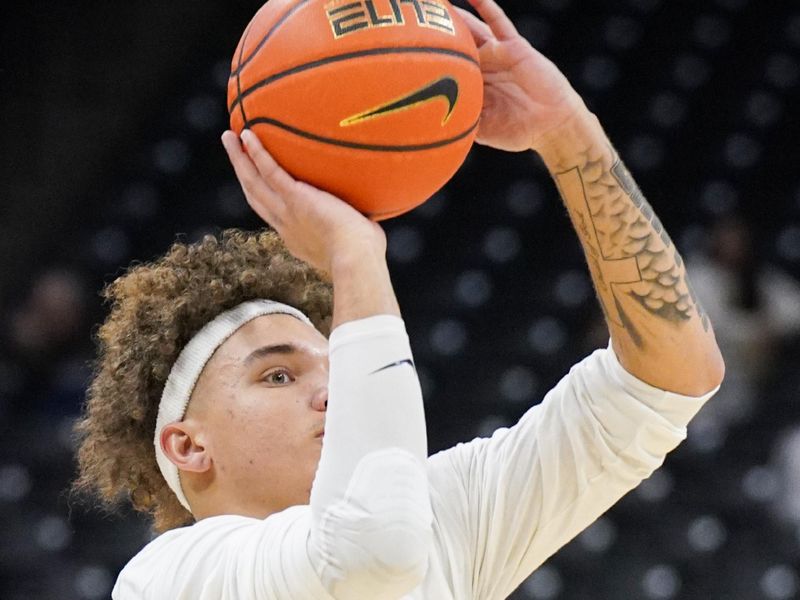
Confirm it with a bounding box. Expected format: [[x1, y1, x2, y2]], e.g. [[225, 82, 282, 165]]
[[228, 0, 483, 220]]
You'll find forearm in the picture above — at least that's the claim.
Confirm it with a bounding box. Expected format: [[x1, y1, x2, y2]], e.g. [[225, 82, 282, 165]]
[[329, 243, 400, 329], [309, 315, 431, 599], [534, 109, 724, 395], [451, 344, 714, 600]]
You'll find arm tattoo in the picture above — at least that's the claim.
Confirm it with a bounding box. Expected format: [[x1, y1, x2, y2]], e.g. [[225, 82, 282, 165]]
[[552, 144, 710, 348]]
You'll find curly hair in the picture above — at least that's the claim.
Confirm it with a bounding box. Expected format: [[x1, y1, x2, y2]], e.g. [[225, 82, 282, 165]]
[[73, 229, 332, 532]]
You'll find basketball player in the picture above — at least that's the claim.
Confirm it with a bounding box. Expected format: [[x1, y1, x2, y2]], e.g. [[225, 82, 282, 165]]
[[74, 0, 724, 597]]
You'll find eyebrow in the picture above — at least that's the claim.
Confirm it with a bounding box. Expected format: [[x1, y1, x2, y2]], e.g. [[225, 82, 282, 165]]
[[243, 343, 299, 366]]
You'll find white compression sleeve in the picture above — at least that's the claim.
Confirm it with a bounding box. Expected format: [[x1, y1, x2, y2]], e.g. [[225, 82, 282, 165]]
[[308, 315, 432, 600]]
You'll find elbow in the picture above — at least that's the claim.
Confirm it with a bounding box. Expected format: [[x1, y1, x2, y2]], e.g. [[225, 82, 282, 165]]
[[316, 519, 432, 600], [316, 449, 433, 600], [346, 450, 433, 597], [328, 527, 431, 600], [354, 517, 432, 594], [386, 530, 431, 585], [710, 347, 726, 389], [697, 344, 725, 395], [681, 347, 725, 397]]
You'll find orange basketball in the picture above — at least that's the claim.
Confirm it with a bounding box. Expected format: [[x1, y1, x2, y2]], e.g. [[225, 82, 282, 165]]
[[228, 0, 483, 220]]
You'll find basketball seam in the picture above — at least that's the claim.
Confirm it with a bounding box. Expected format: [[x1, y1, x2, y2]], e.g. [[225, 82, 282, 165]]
[[230, 0, 310, 79], [235, 21, 255, 128], [247, 116, 479, 151], [228, 46, 480, 114]]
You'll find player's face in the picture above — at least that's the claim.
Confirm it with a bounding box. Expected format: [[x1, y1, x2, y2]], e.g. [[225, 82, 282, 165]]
[[187, 314, 329, 517]]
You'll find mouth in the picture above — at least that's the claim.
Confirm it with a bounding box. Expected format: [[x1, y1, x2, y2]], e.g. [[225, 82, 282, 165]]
[[315, 429, 325, 439]]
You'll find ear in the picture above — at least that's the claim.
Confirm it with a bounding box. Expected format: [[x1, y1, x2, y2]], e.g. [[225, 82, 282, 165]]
[[160, 421, 212, 474]]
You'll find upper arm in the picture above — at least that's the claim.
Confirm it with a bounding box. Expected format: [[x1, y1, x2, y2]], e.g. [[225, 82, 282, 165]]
[[426, 347, 716, 600], [113, 514, 336, 600]]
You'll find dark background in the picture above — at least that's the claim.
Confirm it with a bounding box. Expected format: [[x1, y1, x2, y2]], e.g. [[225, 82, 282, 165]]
[[1, 0, 800, 598]]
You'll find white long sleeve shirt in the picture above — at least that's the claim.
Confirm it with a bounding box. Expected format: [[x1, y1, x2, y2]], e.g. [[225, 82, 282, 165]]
[[113, 316, 716, 600]]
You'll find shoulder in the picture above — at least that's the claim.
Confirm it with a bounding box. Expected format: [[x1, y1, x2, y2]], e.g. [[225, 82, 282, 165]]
[[128, 513, 268, 563], [113, 507, 311, 599]]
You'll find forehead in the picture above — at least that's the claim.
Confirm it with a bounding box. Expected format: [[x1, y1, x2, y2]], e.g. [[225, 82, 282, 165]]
[[215, 313, 328, 362]]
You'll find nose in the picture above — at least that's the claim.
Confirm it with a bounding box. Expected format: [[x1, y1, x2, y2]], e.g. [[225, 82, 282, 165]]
[[311, 385, 328, 412]]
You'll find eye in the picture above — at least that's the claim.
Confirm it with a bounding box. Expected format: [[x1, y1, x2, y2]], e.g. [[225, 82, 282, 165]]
[[262, 368, 295, 386]]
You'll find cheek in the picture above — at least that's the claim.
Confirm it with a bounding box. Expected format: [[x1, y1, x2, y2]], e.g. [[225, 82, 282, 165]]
[[233, 413, 287, 453], [222, 399, 304, 456]]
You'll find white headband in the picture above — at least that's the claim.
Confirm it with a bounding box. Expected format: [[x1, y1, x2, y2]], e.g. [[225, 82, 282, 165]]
[[154, 299, 315, 512]]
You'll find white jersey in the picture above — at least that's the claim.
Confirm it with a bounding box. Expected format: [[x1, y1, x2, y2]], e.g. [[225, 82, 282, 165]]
[[114, 316, 716, 600]]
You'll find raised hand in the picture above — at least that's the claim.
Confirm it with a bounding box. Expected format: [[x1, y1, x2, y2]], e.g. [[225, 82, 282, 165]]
[[221, 130, 386, 277], [455, 0, 586, 152]]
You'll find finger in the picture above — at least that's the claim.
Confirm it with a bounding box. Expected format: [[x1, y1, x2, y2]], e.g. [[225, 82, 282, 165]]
[[221, 131, 284, 225], [221, 131, 276, 197], [240, 129, 296, 197], [453, 6, 494, 47], [463, 0, 518, 41]]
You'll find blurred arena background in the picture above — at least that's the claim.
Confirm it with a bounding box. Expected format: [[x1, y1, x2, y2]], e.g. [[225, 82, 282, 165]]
[[2, 0, 800, 598]]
